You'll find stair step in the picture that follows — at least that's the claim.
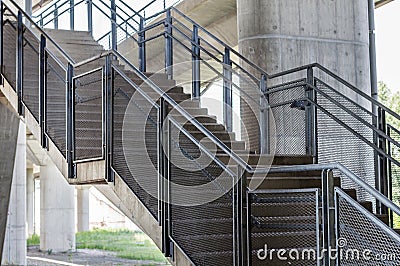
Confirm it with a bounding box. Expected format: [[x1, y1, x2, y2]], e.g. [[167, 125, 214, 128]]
[[343, 189, 357, 200]]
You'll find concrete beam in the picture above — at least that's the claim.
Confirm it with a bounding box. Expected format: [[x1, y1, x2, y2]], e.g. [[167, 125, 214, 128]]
[[0, 102, 20, 263]]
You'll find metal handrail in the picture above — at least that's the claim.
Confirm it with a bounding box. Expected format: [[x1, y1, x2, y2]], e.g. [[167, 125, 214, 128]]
[[4, 0, 75, 64]]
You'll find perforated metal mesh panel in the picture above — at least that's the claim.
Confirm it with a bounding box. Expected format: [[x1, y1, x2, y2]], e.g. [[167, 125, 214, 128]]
[[45, 52, 67, 157], [112, 68, 160, 219], [250, 190, 319, 266], [336, 188, 400, 265], [22, 28, 40, 121], [315, 79, 376, 202], [2, 9, 17, 89], [169, 120, 235, 266], [389, 126, 400, 228], [74, 69, 103, 161], [267, 79, 307, 155]]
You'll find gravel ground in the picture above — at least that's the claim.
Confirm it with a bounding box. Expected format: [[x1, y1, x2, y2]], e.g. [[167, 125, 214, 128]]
[[27, 246, 170, 266]]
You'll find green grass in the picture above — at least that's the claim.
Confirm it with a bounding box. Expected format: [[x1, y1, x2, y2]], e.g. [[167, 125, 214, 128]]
[[27, 229, 168, 264], [76, 229, 168, 263], [27, 234, 40, 246]]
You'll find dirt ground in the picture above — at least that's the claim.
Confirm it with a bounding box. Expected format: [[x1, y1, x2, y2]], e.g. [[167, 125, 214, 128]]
[[27, 246, 170, 266]]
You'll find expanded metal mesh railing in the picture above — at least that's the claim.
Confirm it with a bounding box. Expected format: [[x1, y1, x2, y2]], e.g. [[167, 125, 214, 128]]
[[168, 116, 236, 266], [335, 188, 400, 265], [2, 7, 17, 90], [111, 65, 160, 220], [73, 67, 103, 161], [45, 50, 68, 156], [22, 27, 40, 122], [389, 125, 400, 228], [248, 189, 320, 266]]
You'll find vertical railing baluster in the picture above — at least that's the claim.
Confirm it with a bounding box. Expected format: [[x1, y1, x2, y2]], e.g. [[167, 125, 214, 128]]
[[377, 107, 388, 214], [161, 98, 172, 257], [247, 192, 252, 266], [165, 9, 173, 79], [387, 125, 393, 228], [259, 74, 269, 154], [139, 17, 146, 72], [66, 63, 75, 178], [39, 35, 47, 148], [54, 3, 58, 29], [234, 165, 248, 266], [105, 54, 114, 182], [223, 48, 232, 132], [111, 0, 117, 51], [306, 67, 318, 162], [40, 14, 43, 28], [17, 11, 23, 116], [192, 25, 200, 99], [70, 0, 74, 30], [87, 0, 93, 35]]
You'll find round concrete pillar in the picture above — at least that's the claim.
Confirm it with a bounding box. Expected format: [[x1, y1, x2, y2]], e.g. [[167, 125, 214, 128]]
[[76, 186, 90, 232]]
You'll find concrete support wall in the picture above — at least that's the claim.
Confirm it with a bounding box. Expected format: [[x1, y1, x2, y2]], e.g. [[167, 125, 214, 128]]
[[40, 161, 75, 252], [26, 168, 34, 237], [236, 0, 371, 151], [0, 103, 20, 263], [2, 121, 27, 265], [76, 186, 90, 232]]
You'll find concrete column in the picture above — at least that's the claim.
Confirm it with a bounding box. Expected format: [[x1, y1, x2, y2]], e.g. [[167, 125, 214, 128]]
[[237, 0, 371, 151], [40, 161, 75, 252], [76, 186, 90, 232], [2, 121, 27, 266], [26, 168, 34, 237]]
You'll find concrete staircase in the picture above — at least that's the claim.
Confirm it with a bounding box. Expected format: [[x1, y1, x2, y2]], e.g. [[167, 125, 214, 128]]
[[0, 26, 393, 266]]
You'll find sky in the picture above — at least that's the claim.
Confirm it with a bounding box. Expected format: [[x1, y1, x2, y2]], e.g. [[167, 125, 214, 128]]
[[375, 1, 400, 91]]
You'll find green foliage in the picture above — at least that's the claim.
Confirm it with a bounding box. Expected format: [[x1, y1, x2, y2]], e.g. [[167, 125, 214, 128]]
[[27, 234, 40, 246], [76, 229, 168, 263], [379, 81, 400, 228]]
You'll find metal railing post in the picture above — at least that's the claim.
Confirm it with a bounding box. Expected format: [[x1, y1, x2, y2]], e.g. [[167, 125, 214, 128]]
[[376, 107, 388, 214], [39, 14, 43, 28], [235, 165, 248, 266], [66, 63, 75, 178], [69, 0, 74, 30], [321, 169, 336, 266], [259, 74, 269, 154], [223, 48, 232, 132], [53, 3, 58, 29], [387, 125, 393, 227], [246, 192, 252, 266], [17, 11, 23, 116], [191, 25, 200, 99], [39, 34, 47, 148], [165, 9, 173, 79], [138, 17, 146, 72], [111, 0, 117, 51], [87, 0, 92, 35], [306, 67, 317, 161], [105, 54, 114, 182], [160, 98, 173, 257]]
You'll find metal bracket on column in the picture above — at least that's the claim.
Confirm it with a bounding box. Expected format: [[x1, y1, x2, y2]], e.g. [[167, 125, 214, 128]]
[[16, 11, 24, 116], [223, 48, 232, 132]]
